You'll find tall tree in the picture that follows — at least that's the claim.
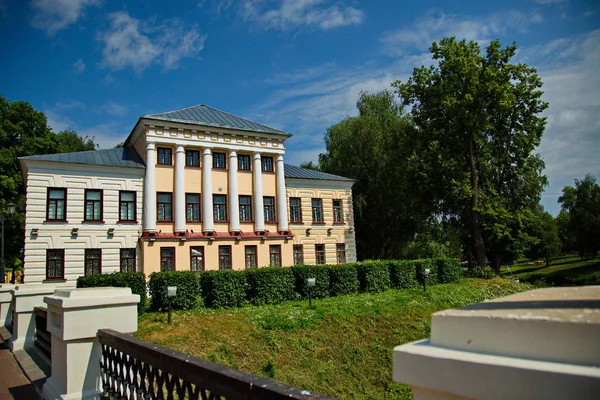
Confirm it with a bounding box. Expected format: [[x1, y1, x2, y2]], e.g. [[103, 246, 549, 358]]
[[525, 207, 561, 265], [317, 91, 433, 259], [558, 175, 600, 259], [56, 129, 97, 152], [394, 37, 548, 273]]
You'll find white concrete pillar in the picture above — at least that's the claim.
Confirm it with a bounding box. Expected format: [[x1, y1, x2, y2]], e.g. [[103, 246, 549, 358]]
[[228, 151, 240, 232], [9, 282, 75, 351], [174, 144, 186, 233], [253, 152, 265, 232], [276, 154, 288, 232], [0, 283, 15, 328], [42, 287, 140, 400], [144, 142, 157, 233], [202, 148, 214, 232]]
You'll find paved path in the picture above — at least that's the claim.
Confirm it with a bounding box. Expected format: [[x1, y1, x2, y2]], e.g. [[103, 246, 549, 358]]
[[0, 343, 40, 400]]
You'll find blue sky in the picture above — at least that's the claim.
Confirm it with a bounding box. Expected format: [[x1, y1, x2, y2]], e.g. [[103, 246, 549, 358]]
[[1, 0, 598, 215]]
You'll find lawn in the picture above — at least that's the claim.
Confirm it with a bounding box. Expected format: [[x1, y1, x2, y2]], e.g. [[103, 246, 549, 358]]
[[501, 255, 600, 286], [136, 278, 532, 399]]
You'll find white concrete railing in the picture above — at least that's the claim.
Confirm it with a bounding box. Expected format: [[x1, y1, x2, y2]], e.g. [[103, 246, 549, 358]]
[[9, 282, 76, 351], [42, 287, 140, 400], [0, 283, 16, 328], [393, 286, 600, 400]]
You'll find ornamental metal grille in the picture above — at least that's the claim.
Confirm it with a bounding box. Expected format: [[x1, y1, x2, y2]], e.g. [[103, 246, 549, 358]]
[[98, 329, 334, 400]]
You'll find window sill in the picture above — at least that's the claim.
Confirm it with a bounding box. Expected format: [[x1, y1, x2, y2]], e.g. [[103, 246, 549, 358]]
[[214, 220, 229, 223], [290, 221, 304, 225], [212, 167, 228, 171], [333, 222, 345, 225], [156, 164, 173, 167], [238, 169, 252, 172], [44, 219, 67, 223], [312, 222, 326, 225], [261, 171, 275, 174], [82, 220, 105, 224], [186, 220, 202, 223], [118, 220, 138, 224], [185, 165, 201, 169], [43, 278, 66, 282], [157, 221, 174, 224]]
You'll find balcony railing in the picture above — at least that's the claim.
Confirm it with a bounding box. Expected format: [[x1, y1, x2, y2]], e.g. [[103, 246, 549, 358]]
[[98, 328, 335, 400]]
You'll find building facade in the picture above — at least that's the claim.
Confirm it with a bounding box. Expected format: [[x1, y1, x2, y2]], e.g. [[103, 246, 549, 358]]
[[19, 104, 355, 283]]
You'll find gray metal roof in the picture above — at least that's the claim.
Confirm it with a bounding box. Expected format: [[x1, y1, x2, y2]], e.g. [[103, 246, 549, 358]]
[[284, 164, 354, 182], [19, 147, 145, 169], [144, 104, 290, 136]]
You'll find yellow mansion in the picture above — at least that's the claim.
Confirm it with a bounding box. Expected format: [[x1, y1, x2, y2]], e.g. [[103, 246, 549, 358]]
[[19, 104, 356, 282]]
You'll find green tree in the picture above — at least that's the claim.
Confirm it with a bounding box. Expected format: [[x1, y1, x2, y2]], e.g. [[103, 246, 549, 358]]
[[558, 175, 600, 259], [0, 96, 98, 272], [298, 161, 320, 171], [555, 210, 576, 254], [317, 91, 433, 259], [526, 208, 561, 265], [393, 37, 548, 274], [56, 129, 97, 152]]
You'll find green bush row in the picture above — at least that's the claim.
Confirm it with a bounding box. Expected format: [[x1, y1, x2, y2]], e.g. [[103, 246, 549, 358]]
[[76, 272, 148, 313]]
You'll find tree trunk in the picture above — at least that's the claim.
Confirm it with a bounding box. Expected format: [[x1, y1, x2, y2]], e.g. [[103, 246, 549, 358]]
[[490, 254, 502, 276], [469, 137, 487, 267]]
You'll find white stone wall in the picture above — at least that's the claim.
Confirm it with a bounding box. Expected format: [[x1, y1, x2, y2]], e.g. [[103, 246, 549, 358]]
[[22, 161, 144, 283]]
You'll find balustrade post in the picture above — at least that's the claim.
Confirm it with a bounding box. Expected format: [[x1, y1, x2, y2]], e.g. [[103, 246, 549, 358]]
[[42, 287, 139, 400], [0, 283, 15, 329]]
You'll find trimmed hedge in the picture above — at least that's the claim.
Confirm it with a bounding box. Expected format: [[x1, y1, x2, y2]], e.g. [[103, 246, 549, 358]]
[[436, 258, 463, 283], [76, 272, 147, 313], [290, 264, 330, 299], [328, 264, 359, 296], [200, 270, 247, 308], [356, 260, 390, 292], [416, 258, 438, 285], [388, 260, 418, 289], [245, 267, 296, 305], [148, 271, 201, 311]]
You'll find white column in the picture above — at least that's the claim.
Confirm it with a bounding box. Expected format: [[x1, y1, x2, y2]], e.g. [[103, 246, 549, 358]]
[[276, 154, 288, 232], [174, 145, 186, 233], [229, 151, 240, 232], [143, 142, 157, 233], [253, 152, 265, 232], [202, 148, 214, 232]]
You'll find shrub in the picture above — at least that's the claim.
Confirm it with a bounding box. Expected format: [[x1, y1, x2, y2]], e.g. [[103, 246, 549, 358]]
[[328, 264, 359, 296], [148, 271, 201, 311], [388, 260, 418, 289], [466, 265, 495, 279], [435, 258, 462, 283], [290, 264, 330, 299], [200, 270, 247, 308], [245, 267, 296, 305], [356, 260, 390, 292], [76, 272, 147, 313]]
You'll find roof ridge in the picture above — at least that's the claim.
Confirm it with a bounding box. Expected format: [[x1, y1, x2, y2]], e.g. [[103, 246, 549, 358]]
[[143, 103, 206, 118]]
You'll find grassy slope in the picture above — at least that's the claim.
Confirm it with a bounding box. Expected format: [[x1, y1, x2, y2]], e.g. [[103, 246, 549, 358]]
[[136, 278, 531, 399], [502, 256, 600, 286]]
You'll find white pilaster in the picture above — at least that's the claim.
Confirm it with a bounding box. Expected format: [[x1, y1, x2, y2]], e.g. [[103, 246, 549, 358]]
[[143, 142, 157, 233], [276, 154, 288, 232], [174, 145, 186, 233], [202, 148, 214, 232], [253, 152, 265, 232], [229, 151, 240, 232]]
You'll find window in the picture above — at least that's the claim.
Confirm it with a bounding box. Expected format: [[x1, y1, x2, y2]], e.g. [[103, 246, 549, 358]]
[[238, 154, 251, 171], [239, 195, 252, 222], [264, 196, 276, 222], [333, 199, 344, 223], [245, 245, 257, 269], [161, 247, 175, 271], [290, 197, 302, 223], [186, 193, 201, 222], [158, 147, 172, 165], [85, 249, 102, 275], [46, 249, 65, 280], [336, 244, 346, 264], [120, 249, 136, 272], [47, 188, 67, 221], [315, 244, 326, 265], [213, 152, 226, 169], [157, 192, 172, 221], [261, 156, 274, 172], [219, 246, 232, 270], [190, 247, 204, 272], [270, 245, 281, 267], [119, 191, 136, 221], [213, 195, 227, 222], [84, 189, 103, 221], [312, 198, 324, 223], [293, 245, 304, 265], [186, 150, 200, 167]]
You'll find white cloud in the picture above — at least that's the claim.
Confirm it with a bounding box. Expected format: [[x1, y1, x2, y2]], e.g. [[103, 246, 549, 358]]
[[104, 101, 127, 116], [228, 0, 364, 30], [381, 10, 541, 55], [73, 58, 86, 73], [30, 0, 100, 35], [98, 12, 206, 74]]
